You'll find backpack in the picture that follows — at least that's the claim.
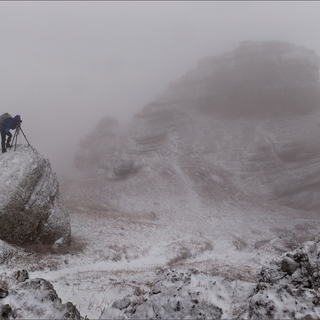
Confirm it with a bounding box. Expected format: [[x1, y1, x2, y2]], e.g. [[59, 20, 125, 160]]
[[0, 113, 12, 125]]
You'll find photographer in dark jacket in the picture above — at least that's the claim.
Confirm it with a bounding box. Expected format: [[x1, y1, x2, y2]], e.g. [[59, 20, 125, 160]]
[[1, 115, 22, 153]]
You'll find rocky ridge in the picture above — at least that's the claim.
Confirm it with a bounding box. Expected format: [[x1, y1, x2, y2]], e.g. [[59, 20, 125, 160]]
[[74, 40, 320, 215]]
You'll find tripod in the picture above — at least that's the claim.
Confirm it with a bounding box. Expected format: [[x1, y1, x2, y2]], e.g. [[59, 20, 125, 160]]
[[11, 123, 31, 151]]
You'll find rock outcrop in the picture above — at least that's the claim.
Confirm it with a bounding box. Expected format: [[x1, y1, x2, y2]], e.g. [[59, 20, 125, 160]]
[[0, 270, 82, 319], [0, 145, 71, 246], [248, 236, 320, 319]]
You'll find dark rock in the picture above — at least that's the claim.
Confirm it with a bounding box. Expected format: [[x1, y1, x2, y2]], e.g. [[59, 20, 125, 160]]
[[60, 302, 82, 320], [281, 257, 299, 275], [152, 283, 161, 294], [112, 297, 131, 310], [249, 295, 276, 319], [0, 289, 7, 299], [293, 251, 309, 263], [113, 159, 134, 177], [13, 270, 29, 283], [0, 304, 12, 320]]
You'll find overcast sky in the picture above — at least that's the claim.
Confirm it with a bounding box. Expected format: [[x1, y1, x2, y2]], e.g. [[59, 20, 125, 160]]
[[1, 1, 320, 176]]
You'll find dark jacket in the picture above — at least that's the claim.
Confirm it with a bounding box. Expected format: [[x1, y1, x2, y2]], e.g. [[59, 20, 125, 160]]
[[1, 115, 21, 132]]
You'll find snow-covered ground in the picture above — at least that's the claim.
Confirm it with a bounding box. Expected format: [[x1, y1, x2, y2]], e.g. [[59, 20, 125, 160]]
[[0, 172, 319, 319]]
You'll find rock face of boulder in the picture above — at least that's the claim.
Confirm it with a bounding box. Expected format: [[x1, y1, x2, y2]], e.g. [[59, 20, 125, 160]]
[[73, 41, 320, 214], [0, 145, 71, 246]]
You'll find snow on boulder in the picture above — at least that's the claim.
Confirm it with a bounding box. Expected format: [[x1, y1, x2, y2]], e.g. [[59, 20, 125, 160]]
[[0, 145, 71, 246]]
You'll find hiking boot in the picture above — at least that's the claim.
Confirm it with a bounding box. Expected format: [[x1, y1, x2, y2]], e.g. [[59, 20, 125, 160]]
[[5, 143, 11, 148], [2, 148, 6, 153]]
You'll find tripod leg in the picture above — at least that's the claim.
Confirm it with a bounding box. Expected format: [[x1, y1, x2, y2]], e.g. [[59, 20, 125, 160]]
[[13, 130, 18, 151], [11, 130, 17, 150], [19, 128, 31, 146]]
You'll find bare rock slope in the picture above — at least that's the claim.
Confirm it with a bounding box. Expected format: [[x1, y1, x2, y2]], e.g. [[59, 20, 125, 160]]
[[0, 145, 71, 246], [74, 41, 320, 214]]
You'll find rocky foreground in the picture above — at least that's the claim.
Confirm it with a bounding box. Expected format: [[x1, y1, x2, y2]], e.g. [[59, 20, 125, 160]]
[[1, 234, 320, 319], [101, 236, 320, 319], [0, 270, 81, 319]]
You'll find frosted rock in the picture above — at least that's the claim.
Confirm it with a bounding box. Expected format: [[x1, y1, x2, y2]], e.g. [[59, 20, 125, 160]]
[[60, 301, 82, 320], [112, 297, 131, 310], [281, 257, 299, 275], [13, 270, 29, 283], [3, 272, 83, 319], [16, 278, 61, 303], [0, 145, 71, 245]]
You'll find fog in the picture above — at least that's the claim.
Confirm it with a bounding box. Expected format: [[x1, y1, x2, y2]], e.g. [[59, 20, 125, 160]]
[[1, 1, 320, 176]]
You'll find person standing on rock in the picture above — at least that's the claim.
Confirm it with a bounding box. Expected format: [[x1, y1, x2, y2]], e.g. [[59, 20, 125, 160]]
[[0, 115, 22, 153]]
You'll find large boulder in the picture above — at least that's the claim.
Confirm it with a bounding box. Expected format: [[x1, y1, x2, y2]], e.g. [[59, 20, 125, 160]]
[[0, 145, 71, 246]]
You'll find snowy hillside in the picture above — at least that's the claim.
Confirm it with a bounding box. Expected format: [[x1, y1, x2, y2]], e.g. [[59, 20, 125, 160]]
[[1, 41, 320, 319]]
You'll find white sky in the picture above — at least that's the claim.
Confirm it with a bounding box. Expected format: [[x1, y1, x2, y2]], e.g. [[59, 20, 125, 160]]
[[1, 1, 320, 175]]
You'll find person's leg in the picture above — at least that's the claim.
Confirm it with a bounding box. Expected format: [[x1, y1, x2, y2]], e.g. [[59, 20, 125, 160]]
[[1, 130, 6, 153], [6, 131, 12, 147]]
